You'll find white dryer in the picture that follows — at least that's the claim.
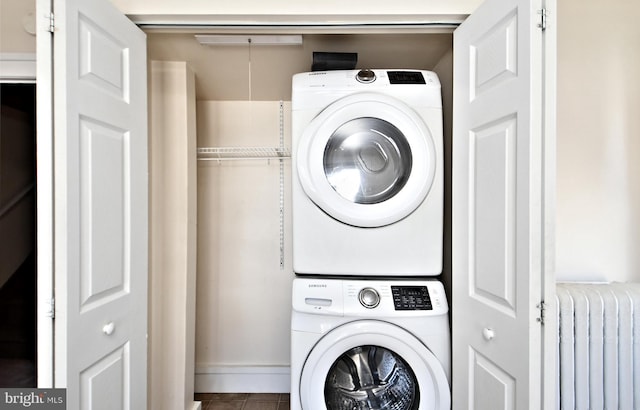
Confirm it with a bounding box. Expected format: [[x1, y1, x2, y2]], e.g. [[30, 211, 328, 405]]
[[292, 69, 443, 276], [291, 277, 451, 410]]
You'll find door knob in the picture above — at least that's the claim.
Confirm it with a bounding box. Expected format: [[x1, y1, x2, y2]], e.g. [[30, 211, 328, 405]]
[[103, 322, 115, 336], [482, 327, 495, 341]]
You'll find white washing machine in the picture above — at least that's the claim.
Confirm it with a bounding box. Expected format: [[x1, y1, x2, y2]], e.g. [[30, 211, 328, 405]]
[[292, 69, 443, 276], [291, 277, 451, 410]]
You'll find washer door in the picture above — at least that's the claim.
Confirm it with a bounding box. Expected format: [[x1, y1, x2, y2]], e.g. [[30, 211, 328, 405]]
[[296, 93, 437, 227], [299, 321, 450, 410]]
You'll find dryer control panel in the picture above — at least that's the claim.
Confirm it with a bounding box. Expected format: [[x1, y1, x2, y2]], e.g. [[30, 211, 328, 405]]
[[291, 69, 443, 111]]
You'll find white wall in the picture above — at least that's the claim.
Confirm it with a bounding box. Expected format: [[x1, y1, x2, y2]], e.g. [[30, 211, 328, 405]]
[[0, 0, 35, 53], [194, 101, 294, 392], [556, 0, 640, 282], [146, 33, 453, 102]]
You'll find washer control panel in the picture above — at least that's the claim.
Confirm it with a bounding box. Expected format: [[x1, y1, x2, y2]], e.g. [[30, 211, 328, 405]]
[[292, 278, 448, 317]]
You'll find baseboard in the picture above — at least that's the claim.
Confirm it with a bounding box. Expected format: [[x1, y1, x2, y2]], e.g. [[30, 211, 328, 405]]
[[194, 365, 290, 393]]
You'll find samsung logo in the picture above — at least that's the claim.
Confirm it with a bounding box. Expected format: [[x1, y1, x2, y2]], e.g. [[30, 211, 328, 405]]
[[308, 284, 327, 288]]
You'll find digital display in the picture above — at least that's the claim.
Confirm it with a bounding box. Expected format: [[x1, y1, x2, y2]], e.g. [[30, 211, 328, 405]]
[[391, 286, 432, 310], [387, 71, 426, 84]]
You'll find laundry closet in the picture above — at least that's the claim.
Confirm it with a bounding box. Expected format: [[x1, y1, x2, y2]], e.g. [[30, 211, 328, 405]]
[[145, 31, 456, 392], [18, 0, 560, 407], [140, 1, 558, 407]]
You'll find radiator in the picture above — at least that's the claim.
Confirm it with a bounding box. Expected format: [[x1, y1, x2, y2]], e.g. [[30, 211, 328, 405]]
[[556, 282, 640, 410]]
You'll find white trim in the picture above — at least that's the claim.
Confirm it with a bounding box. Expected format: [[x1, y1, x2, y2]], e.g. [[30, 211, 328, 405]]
[[35, 0, 54, 388], [0, 53, 36, 83], [541, 0, 557, 408], [194, 365, 290, 393], [133, 14, 464, 34]]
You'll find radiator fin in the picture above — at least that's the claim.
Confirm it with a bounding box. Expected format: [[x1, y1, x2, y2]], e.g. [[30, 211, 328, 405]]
[[556, 283, 640, 410]]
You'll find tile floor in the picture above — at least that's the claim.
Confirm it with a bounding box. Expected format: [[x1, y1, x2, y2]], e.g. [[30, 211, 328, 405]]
[[195, 393, 290, 410]]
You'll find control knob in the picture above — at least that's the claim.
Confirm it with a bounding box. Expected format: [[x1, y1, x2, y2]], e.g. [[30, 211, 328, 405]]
[[356, 69, 376, 83], [358, 287, 380, 309]]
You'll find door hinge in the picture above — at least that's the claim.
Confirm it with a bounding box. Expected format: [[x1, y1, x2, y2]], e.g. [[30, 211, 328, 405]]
[[47, 13, 55, 33], [537, 8, 547, 31], [45, 298, 55, 319], [536, 301, 546, 325]]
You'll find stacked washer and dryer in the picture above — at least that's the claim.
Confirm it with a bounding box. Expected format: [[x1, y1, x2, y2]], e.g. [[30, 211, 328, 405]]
[[291, 69, 450, 410]]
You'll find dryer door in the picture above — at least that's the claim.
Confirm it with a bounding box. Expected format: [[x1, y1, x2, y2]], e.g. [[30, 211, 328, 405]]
[[299, 320, 450, 410], [296, 93, 437, 227]]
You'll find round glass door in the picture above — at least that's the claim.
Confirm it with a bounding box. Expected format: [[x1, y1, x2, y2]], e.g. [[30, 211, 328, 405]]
[[324, 345, 419, 410], [296, 93, 437, 227], [299, 321, 450, 410], [323, 118, 412, 205]]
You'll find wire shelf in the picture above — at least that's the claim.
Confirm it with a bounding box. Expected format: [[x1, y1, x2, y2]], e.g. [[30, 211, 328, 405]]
[[197, 146, 291, 161]]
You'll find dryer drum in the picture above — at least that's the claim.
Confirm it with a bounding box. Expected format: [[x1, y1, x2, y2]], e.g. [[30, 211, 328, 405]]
[[324, 345, 420, 410], [323, 117, 412, 205]]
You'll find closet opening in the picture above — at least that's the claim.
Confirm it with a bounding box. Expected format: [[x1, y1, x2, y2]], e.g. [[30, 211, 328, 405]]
[[146, 31, 455, 393]]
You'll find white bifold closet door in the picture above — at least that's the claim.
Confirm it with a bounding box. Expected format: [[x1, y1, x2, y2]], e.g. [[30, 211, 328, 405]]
[[37, 0, 148, 407], [452, 0, 555, 408]]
